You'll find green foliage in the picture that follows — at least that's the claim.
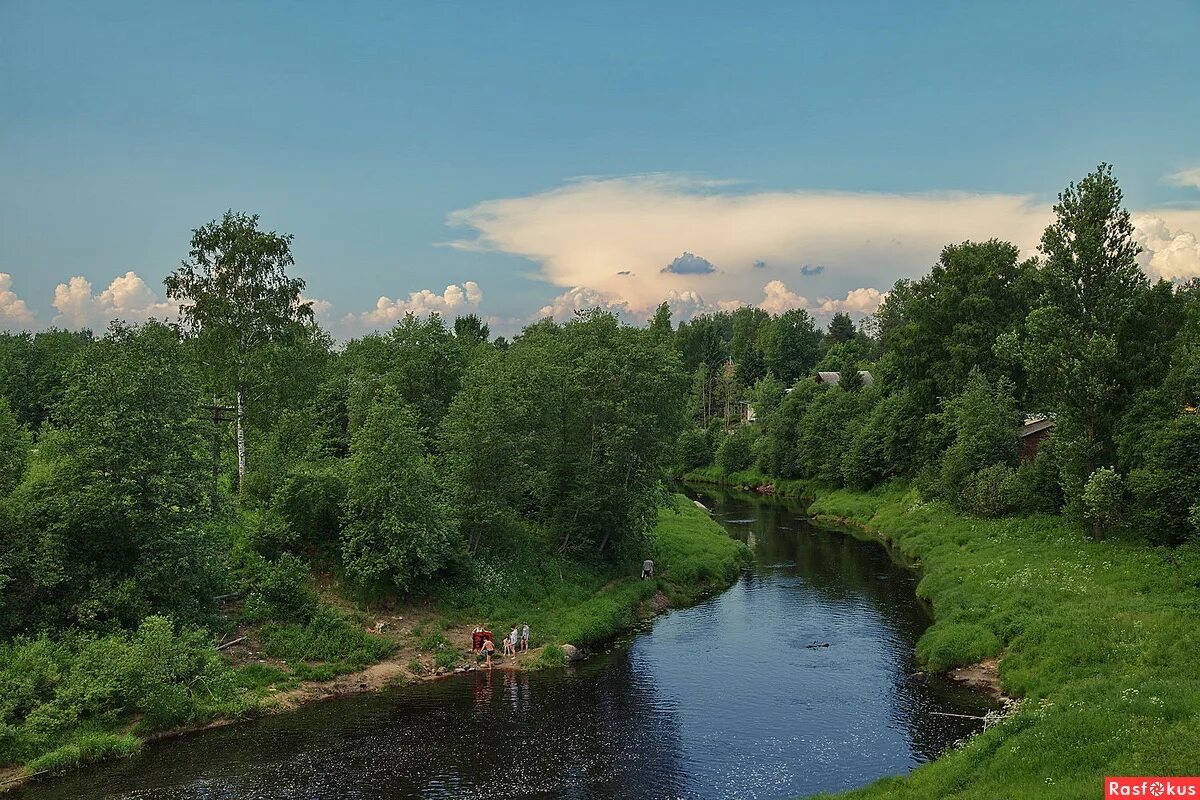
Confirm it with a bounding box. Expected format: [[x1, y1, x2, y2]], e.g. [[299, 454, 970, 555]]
[[341, 386, 455, 594], [1081, 466, 1124, 539], [0, 616, 245, 766], [808, 483, 1200, 800], [237, 552, 319, 623], [715, 425, 756, 473], [0, 399, 31, 496], [1, 322, 219, 634], [675, 426, 713, 472], [259, 606, 393, 674], [936, 370, 1020, 509], [1128, 413, 1200, 545]]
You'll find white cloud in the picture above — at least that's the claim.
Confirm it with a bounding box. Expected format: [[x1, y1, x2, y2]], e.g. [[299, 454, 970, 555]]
[[350, 281, 483, 328], [758, 280, 810, 315], [0, 273, 36, 329], [52, 271, 176, 329], [448, 174, 1052, 315], [537, 286, 629, 321], [815, 287, 888, 316], [1166, 167, 1200, 190], [1132, 214, 1200, 282], [301, 295, 333, 319]]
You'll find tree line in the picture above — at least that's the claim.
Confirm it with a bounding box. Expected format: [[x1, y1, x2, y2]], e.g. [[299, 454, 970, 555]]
[[678, 164, 1200, 544], [0, 212, 687, 641]]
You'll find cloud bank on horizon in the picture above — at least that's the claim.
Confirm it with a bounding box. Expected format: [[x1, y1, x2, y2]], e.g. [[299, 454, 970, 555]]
[[448, 174, 1200, 324], [4, 174, 1200, 336]]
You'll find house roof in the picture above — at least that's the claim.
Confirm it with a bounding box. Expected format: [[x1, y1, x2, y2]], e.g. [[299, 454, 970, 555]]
[[1018, 415, 1055, 438], [814, 370, 874, 387]]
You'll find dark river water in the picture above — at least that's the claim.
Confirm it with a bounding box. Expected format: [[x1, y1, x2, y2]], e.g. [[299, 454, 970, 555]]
[[15, 486, 995, 800]]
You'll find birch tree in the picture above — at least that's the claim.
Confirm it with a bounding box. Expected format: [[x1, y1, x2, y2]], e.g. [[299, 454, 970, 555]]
[[165, 211, 312, 492]]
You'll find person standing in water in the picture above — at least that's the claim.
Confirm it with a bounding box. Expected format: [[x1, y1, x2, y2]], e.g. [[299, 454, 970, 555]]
[[480, 636, 495, 668]]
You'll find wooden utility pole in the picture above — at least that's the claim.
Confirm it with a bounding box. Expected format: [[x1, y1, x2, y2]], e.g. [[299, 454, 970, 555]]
[[201, 399, 237, 510]]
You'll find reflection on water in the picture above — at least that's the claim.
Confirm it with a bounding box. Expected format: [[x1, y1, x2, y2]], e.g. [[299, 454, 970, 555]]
[[14, 486, 995, 800]]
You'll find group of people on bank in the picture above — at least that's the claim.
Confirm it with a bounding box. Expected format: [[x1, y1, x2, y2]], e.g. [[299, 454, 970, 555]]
[[472, 623, 529, 668]]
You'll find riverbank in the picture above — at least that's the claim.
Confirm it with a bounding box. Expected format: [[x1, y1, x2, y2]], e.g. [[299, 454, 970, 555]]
[[1, 495, 749, 792], [681, 467, 815, 500], [804, 483, 1200, 800]]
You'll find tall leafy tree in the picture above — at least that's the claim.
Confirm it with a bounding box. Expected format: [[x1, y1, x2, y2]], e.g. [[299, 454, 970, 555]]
[[730, 306, 770, 385], [165, 211, 313, 492], [341, 386, 455, 593], [759, 308, 821, 384], [2, 322, 215, 631], [1015, 165, 1148, 501]]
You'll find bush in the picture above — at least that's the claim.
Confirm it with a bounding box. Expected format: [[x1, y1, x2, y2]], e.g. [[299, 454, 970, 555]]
[[675, 427, 712, 472], [959, 464, 1020, 518], [716, 426, 755, 474], [239, 552, 318, 623], [259, 605, 392, 673]]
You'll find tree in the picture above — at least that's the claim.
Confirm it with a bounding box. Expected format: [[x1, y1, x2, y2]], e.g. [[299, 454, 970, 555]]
[[827, 312, 856, 344], [165, 211, 313, 493], [648, 301, 673, 341], [441, 348, 526, 553], [1082, 466, 1123, 540], [759, 308, 821, 384], [341, 387, 455, 593], [0, 400, 30, 496], [454, 314, 490, 347], [937, 370, 1020, 508], [1015, 165, 1148, 504], [2, 322, 216, 632], [877, 240, 1041, 410], [730, 306, 770, 385]]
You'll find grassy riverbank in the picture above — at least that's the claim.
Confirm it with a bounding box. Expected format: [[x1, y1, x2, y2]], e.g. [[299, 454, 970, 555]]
[[1, 495, 748, 789], [804, 483, 1200, 800], [681, 467, 815, 500]]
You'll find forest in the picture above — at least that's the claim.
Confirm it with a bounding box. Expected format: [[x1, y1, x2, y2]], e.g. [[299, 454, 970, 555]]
[[1, 163, 1198, 785], [679, 164, 1199, 545]]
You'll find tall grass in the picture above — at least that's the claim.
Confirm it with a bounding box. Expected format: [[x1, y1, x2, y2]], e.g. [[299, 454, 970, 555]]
[[808, 483, 1200, 799]]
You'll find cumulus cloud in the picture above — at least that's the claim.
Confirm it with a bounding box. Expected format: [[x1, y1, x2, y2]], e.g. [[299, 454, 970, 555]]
[[448, 175, 1051, 316], [758, 280, 810, 315], [1166, 167, 1200, 190], [814, 287, 888, 316], [1132, 214, 1200, 281], [301, 295, 333, 320], [0, 274, 35, 329], [52, 271, 176, 329], [537, 286, 629, 321], [661, 252, 717, 275], [350, 281, 483, 328]]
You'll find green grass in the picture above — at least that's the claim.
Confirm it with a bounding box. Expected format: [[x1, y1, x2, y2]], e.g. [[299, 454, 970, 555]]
[[23, 732, 141, 776], [431, 495, 751, 655], [681, 466, 816, 500], [806, 482, 1200, 800]]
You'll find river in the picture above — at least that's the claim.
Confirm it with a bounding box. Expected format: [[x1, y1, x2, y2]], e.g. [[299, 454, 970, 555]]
[[14, 486, 995, 800]]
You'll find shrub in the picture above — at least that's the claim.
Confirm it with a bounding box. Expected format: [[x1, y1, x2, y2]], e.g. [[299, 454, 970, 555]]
[[240, 552, 318, 623], [959, 464, 1020, 518], [716, 427, 755, 474], [675, 427, 712, 472]]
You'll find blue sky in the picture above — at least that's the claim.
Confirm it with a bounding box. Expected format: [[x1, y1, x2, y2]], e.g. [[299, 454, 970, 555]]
[[3, 1, 1199, 335]]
